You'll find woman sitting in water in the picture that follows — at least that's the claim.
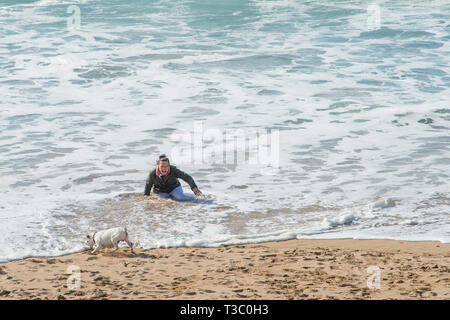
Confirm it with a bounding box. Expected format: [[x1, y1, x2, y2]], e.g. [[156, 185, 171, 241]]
[[144, 154, 202, 201]]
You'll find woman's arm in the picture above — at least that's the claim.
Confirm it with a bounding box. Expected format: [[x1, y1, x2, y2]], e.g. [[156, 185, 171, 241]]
[[174, 168, 202, 196], [174, 167, 197, 190], [144, 171, 154, 195]]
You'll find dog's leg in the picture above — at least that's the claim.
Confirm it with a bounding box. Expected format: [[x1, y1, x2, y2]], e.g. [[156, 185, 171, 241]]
[[91, 244, 100, 254], [111, 236, 120, 252], [125, 239, 134, 253]]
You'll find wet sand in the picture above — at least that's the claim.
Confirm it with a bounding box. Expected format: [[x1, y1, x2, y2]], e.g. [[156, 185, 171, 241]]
[[0, 239, 448, 300]]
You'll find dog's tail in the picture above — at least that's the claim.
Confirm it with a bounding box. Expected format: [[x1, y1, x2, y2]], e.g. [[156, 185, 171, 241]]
[[124, 226, 128, 236]]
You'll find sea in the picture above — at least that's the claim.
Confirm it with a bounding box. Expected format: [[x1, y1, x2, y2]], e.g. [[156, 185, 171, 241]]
[[0, 0, 449, 262]]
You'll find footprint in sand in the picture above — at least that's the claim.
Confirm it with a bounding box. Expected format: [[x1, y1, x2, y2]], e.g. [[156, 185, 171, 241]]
[[91, 288, 108, 298], [0, 290, 11, 297], [30, 259, 42, 263]]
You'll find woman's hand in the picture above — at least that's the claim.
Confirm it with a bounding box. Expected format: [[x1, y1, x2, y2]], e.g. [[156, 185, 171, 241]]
[[192, 187, 202, 196]]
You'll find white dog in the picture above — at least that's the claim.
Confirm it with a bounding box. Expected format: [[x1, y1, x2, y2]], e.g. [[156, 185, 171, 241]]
[[87, 227, 134, 254]]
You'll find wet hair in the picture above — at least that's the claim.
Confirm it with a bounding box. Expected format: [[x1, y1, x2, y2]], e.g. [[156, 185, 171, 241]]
[[157, 154, 170, 164]]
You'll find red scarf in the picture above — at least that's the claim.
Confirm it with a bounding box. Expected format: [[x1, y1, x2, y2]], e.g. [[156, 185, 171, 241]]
[[156, 166, 170, 178]]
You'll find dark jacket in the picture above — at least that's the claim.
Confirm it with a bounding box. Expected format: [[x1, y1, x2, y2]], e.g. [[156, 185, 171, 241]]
[[144, 165, 197, 195]]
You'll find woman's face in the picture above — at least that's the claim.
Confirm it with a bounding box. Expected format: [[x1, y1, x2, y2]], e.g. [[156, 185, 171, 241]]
[[158, 160, 170, 175]]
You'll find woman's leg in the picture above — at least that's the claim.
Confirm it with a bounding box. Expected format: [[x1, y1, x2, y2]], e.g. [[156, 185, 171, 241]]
[[158, 192, 170, 199], [169, 186, 195, 201]]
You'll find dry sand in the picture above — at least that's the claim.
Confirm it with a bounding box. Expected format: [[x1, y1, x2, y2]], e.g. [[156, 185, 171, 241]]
[[0, 239, 448, 300]]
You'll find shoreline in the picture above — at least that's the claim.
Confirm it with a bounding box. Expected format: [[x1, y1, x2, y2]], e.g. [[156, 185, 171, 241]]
[[2, 235, 448, 264], [0, 239, 448, 300]]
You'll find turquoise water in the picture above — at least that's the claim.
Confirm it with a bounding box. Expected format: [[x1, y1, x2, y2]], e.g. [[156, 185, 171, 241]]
[[0, 0, 449, 261]]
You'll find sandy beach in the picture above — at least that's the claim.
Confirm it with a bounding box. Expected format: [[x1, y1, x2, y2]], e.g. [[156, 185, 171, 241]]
[[0, 239, 448, 300]]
